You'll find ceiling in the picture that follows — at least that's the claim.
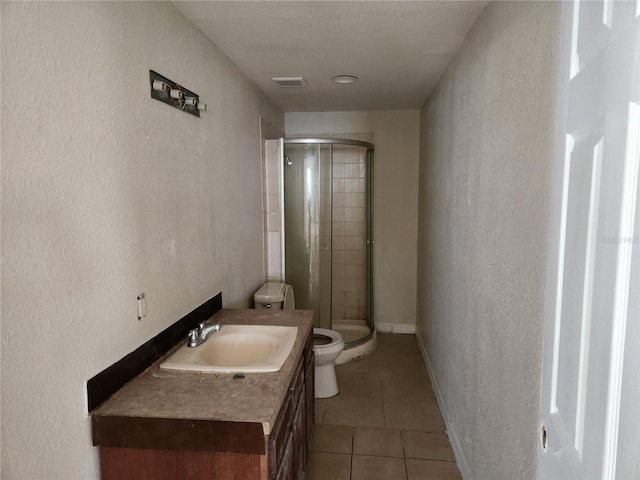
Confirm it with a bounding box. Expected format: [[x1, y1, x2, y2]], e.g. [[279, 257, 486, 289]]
[[173, 1, 488, 112]]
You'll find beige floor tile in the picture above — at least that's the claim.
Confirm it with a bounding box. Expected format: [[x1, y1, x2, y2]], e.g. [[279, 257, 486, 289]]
[[384, 397, 445, 431], [353, 426, 404, 457], [305, 452, 351, 480], [336, 370, 383, 397], [315, 398, 328, 424], [351, 455, 407, 480], [379, 353, 429, 377], [324, 394, 385, 428], [405, 459, 462, 480], [311, 424, 353, 454], [381, 373, 435, 400], [308, 335, 460, 480], [335, 351, 381, 374], [376, 333, 421, 353], [402, 430, 455, 461]]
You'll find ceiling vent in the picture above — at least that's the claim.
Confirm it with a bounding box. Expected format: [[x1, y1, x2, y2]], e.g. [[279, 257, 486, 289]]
[[272, 77, 307, 88]]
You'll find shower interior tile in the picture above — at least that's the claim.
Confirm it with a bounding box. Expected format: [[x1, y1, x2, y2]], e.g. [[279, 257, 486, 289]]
[[345, 193, 359, 207], [332, 148, 345, 164], [266, 213, 280, 232], [265, 152, 280, 177], [332, 278, 346, 292], [266, 194, 280, 214], [332, 237, 345, 251], [344, 222, 360, 236], [333, 265, 346, 281], [345, 251, 363, 266], [266, 173, 280, 194], [345, 292, 360, 306], [345, 207, 360, 222], [332, 249, 345, 264], [344, 306, 359, 319], [333, 179, 345, 192], [351, 163, 365, 179], [345, 179, 359, 192], [344, 148, 360, 164], [347, 279, 363, 292], [332, 207, 345, 222], [332, 304, 345, 319], [343, 237, 360, 251], [333, 164, 345, 178], [266, 232, 282, 279], [333, 193, 345, 207]]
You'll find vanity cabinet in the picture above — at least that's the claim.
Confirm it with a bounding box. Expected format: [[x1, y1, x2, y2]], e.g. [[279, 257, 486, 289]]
[[92, 312, 314, 480], [270, 333, 314, 480]]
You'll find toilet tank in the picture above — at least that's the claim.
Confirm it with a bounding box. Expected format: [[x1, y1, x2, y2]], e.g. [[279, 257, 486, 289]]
[[254, 282, 295, 310]]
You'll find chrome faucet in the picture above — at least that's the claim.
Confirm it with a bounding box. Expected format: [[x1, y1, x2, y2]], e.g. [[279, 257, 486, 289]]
[[187, 319, 221, 347]]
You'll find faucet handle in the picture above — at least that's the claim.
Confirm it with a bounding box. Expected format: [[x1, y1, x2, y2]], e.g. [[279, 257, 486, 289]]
[[198, 321, 206, 331], [188, 328, 199, 346]]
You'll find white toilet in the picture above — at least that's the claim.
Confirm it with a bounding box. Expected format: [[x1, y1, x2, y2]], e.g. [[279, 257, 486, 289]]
[[311, 328, 345, 398], [254, 282, 345, 398]]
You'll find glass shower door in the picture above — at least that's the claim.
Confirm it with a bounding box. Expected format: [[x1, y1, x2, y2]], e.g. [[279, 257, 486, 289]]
[[283, 144, 332, 329]]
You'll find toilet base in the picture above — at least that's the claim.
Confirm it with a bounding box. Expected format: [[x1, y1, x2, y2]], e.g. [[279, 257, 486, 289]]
[[315, 363, 339, 398]]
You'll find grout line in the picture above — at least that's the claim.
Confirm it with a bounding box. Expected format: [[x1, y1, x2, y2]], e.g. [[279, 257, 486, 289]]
[[349, 427, 355, 480], [404, 453, 410, 480], [351, 453, 406, 459]]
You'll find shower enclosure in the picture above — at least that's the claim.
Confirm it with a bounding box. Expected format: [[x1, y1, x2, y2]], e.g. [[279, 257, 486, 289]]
[[283, 138, 374, 346]]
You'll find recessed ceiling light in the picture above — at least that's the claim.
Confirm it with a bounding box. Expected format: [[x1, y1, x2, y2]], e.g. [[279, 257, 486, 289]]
[[331, 75, 358, 84]]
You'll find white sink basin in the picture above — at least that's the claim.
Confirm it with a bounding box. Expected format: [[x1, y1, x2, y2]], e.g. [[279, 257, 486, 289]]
[[159, 324, 298, 374]]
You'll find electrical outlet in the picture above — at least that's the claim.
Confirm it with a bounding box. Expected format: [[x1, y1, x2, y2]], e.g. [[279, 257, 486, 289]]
[[137, 293, 147, 320]]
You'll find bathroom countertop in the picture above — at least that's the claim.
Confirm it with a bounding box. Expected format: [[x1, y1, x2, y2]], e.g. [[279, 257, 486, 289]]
[[91, 308, 314, 453]]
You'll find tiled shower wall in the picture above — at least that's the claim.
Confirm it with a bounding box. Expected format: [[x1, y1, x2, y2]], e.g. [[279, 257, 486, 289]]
[[331, 145, 366, 321], [263, 139, 282, 282]]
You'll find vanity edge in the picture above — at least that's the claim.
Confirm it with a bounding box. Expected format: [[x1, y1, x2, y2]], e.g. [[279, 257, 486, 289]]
[[91, 308, 314, 454]]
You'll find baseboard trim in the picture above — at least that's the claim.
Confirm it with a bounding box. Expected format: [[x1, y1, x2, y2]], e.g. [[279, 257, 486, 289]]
[[376, 322, 416, 334], [415, 329, 471, 480]]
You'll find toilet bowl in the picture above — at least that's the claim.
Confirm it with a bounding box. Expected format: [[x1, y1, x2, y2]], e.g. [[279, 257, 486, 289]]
[[312, 328, 345, 398], [254, 282, 345, 398]]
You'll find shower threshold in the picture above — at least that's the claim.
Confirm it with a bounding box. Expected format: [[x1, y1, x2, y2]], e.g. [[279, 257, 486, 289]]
[[332, 319, 370, 344]]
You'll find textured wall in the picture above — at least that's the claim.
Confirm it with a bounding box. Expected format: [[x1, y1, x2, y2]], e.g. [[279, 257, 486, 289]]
[[416, 2, 560, 479], [0, 2, 282, 478], [285, 111, 420, 332]]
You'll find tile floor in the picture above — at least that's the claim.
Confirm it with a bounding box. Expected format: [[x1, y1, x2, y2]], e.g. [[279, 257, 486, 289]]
[[307, 333, 462, 480]]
